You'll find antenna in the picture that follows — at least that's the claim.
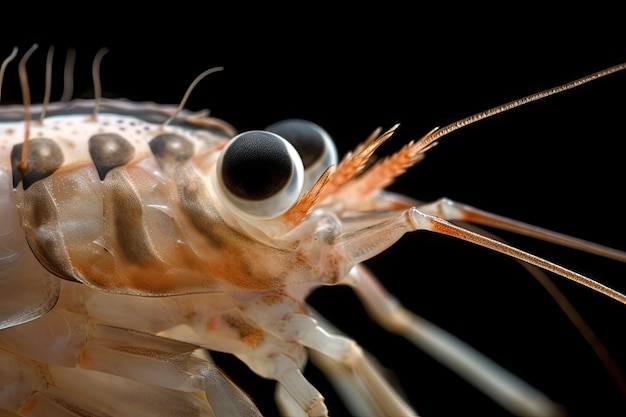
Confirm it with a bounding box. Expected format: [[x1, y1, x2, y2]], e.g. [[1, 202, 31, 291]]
[[413, 62, 626, 154], [90, 47, 109, 121], [60, 48, 76, 102], [162, 66, 224, 129], [0, 47, 18, 103], [39, 45, 54, 123], [18, 44, 39, 173]]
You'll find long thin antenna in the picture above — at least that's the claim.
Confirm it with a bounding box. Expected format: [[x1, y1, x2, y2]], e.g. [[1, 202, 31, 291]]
[[162, 66, 224, 129], [90, 47, 109, 121], [60, 48, 75, 102], [39, 45, 54, 123], [18, 44, 39, 172], [0, 47, 18, 103], [413, 62, 626, 154]]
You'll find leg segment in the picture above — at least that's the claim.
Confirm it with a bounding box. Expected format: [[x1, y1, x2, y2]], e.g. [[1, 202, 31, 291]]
[[343, 264, 562, 417]]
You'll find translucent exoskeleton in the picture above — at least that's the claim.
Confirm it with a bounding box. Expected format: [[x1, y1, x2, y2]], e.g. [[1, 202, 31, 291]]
[[1, 44, 626, 417]]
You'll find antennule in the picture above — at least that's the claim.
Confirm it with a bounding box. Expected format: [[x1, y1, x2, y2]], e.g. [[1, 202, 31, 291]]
[[90, 47, 109, 121], [0, 47, 18, 103], [18, 44, 39, 172], [60, 48, 76, 102], [162, 66, 224, 128], [40, 45, 54, 123]]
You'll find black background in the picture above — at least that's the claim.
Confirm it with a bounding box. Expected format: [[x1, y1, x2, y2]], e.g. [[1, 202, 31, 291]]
[[2, 8, 626, 417]]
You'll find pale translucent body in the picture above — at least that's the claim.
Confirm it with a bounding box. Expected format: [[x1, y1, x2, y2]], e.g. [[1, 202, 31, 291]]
[[0, 55, 625, 417]]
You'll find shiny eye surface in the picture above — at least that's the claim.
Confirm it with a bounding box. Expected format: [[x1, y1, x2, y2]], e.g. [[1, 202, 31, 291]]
[[216, 130, 304, 218], [266, 119, 337, 191]]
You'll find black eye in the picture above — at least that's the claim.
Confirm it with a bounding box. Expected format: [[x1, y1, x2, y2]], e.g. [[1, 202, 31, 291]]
[[266, 119, 337, 191], [216, 130, 304, 218]]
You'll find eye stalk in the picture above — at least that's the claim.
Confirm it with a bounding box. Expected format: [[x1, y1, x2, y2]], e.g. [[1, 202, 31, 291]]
[[216, 130, 304, 219], [266, 119, 337, 192]]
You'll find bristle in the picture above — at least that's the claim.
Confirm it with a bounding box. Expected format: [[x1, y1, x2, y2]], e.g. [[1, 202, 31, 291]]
[[282, 166, 334, 226], [346, 142, 424, 196], [338, 127, 438, 197], [318, 124, 399, 201]]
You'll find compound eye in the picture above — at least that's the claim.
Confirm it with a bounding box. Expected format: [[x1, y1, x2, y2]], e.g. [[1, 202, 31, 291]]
[[266, 119, 337, 191], [217, 130, 304, 218]]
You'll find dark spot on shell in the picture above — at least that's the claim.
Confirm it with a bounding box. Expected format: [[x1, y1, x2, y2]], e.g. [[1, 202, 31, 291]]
[[89, 133, 135, 180], [11, 138, 64, 189], [149, 133, 194, 167]]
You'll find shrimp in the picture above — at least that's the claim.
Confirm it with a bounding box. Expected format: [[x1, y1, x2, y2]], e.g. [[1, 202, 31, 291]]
[[0, 43, 625, 417]]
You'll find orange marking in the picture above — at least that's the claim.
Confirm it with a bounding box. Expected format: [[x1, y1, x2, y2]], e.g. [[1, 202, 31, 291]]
[[19, 395, 39, 414], [282, 166, 333, 226], [318, 125, 398, 201], [205, 316, 219, 332], [224, 314, 264, 347]]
